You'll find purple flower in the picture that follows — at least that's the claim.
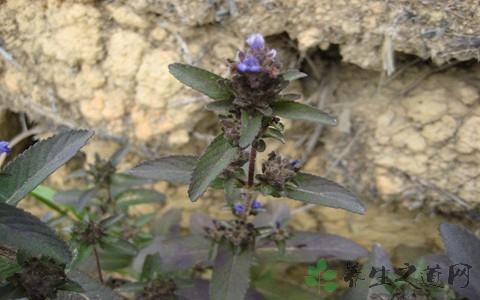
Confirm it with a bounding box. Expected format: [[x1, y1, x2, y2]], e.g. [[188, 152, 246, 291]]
[[251, 201, 262, 209], [290, 159, 300, 166], [234, 204, 245, 213], [0, 141, 10, 154], [238, 56, 261, 72], [246, 33, 265, 50]]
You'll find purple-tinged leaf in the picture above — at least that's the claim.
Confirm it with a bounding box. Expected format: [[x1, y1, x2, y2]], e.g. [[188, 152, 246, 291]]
[[169, 63, 233, 101], [126, 155, 197, 185], [189, 134, 240, 201], [205, 99, 234, 111], [0, 203, 72, 264], [271, 101, 337, 126], [153, 208, 182, 237], [285, 173, 365, 214], [159, 235, 211, 272], [252, 202, 290, 228], [210, 246, 253, 300], [439, 222, 480, 298], [63, 269, 122, 300], [239, 110, 263, 148], [190, 212, 215, 235], [256, 231, 368, 263], [0, 130, 94, 206], [343, 243, 393, 300]]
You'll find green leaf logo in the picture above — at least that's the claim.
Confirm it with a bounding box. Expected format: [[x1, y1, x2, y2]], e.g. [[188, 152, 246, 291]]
[[304, 258, 339, 293]]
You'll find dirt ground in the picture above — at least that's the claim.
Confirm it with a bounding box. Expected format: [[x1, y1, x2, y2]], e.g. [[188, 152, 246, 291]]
[[1, 0, 480, 265]]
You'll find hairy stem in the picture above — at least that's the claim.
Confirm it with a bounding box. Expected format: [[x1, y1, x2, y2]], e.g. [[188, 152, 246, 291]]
[[247, 148, 257, 188], [93, 246, 104, 283], [242, 148, 257, 220]]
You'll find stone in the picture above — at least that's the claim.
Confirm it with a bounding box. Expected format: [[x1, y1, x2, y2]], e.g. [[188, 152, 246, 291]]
[[403, 89, 447, 124], [456, 116, 480, 154], [135, 49, 183, 108], [421, 115, 457, 144], [103, 31, 148, 81]]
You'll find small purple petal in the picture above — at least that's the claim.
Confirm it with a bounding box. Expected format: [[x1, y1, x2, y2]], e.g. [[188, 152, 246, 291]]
[[0, 141, 10, 155], [238, 56, 261, 72], [234, 204, 245, 213], [267, 49, 277, 58], [275, 221, 281, 228], [251, 201, 262, 209], [246, 33, 265, 50], [290, 159, 300, 166]]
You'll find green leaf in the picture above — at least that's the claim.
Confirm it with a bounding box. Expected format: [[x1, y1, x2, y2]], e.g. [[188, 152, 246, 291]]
[[285, 173, 365, 214], [281, 70, 308, 82], [254, 271, 320, 300], [0, 130, 94, 205], [0, 257, 21, 281], [141, 253, 163, 281], [308, 266, 318, 278], [271, 101, 337, 126], [263, 128, 285, 143], [239, 110, 262, 148], [115, 189, 166, 211], [210, 246, 253, 300], [323, 281, 339, 292], [99, 237, 137, 256], [169, 63, 233, 101], [0, 203, 72, 264], [276, 93, 302, 101], [98, 251, 133, 270], [304, 276, 318, 286], [189, 134, 240, 201], [322, 270, 337, 280], [205, 99, 234, 111], [126, 155, 197, 185], [317, 258, 327, 272]]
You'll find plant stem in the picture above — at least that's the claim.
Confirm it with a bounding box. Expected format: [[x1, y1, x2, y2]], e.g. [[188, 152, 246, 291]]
[[242, 148, 257, 220], [247, 148, 257, 188], [93, 246, 104, 283]]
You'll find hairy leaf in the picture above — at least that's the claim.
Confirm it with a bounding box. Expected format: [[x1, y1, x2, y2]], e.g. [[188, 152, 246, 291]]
[[210, 246, 253, 300], [239, 110, 263, 148], [189, 134, 240, 201], [62, 269, 122, 300], [126, 155, 197, 185], [285, 173, 365, 214], [169, 63, 233, 101], [256, 231, 368, 263], [439, 222, 480, 298], [281, 70, 308, 82], [0, 203, 72, 264], [253, 271, 318, 300], [263, 128, 285, 143], [205, 99, 234, 111], [0, 130, 93, 205], [271, 101, 337, 126], [115, 189, 166, 211]]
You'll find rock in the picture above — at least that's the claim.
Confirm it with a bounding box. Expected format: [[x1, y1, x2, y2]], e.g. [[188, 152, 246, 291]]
[[456, 116, 480, 154], [403, 89, 447, 125], [421, 115, 457, 144]]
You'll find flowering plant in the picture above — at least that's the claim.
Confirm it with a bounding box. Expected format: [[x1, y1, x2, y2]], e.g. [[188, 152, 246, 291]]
[[127, 33, 367, 299]]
